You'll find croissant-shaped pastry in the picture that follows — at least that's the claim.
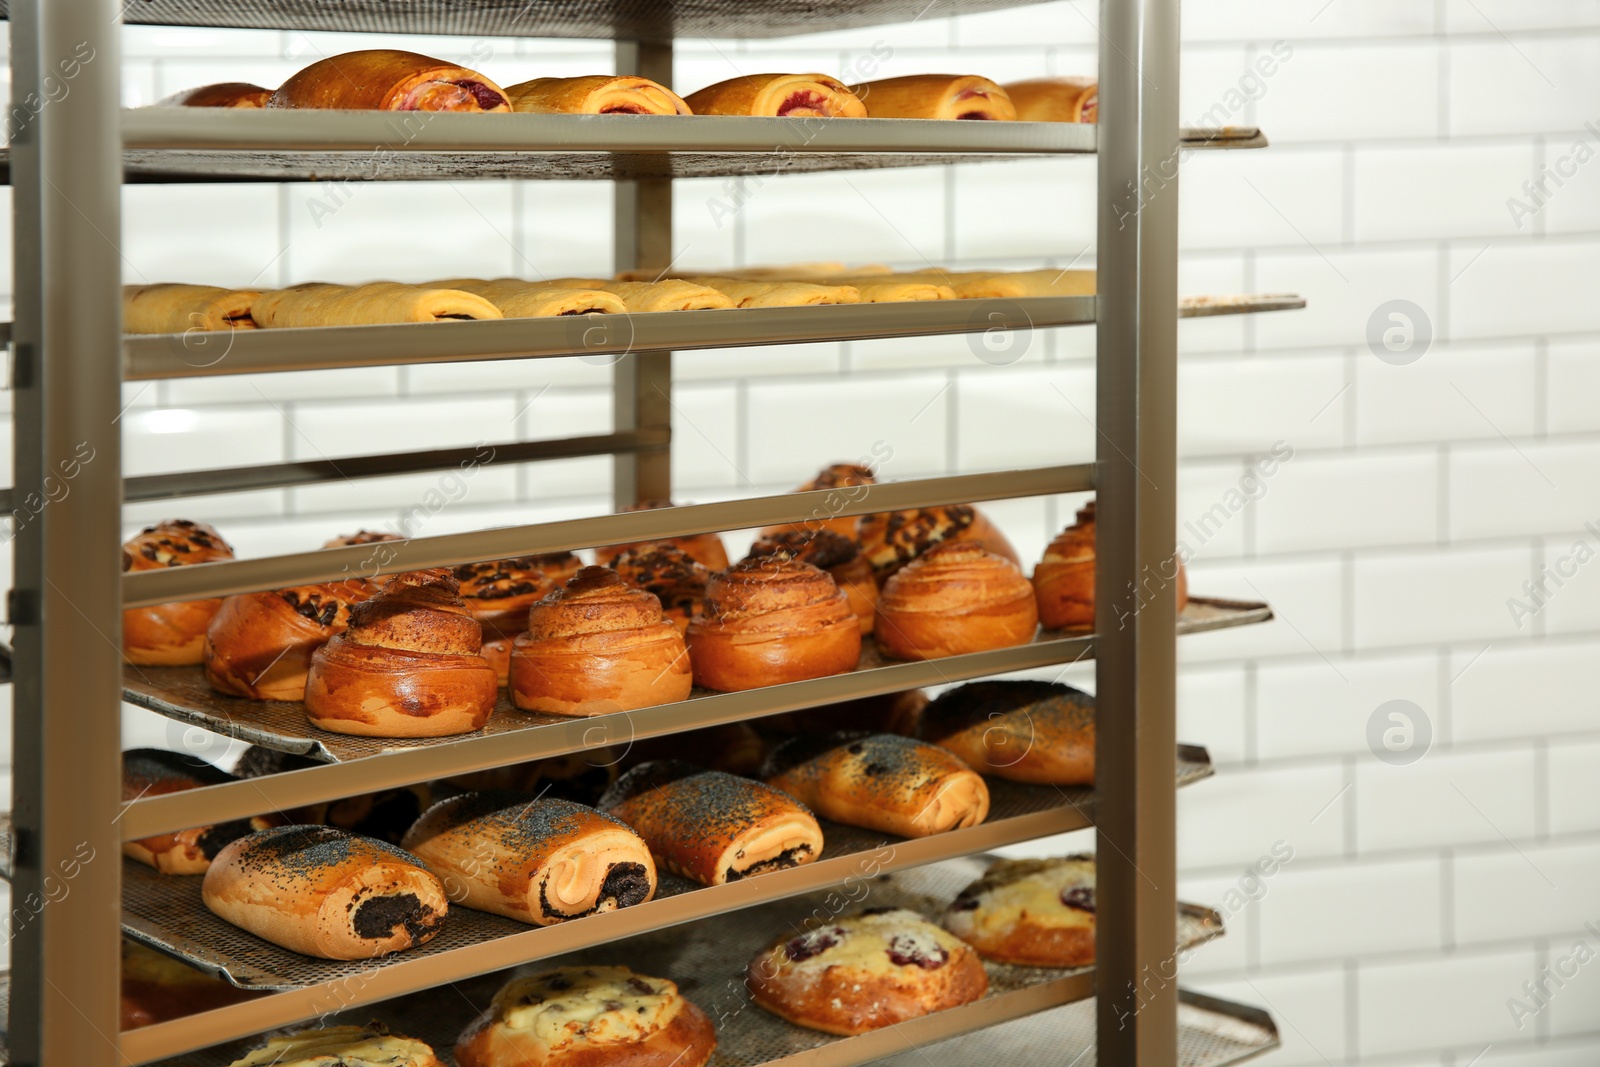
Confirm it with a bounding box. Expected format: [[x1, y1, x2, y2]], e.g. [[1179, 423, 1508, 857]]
[[686, 556, 862, 691], [403, 792, 656, 925], [303, 569, 498, 737], [268, 49, 511, 112], [947, 268, 1096, 299], [123, 284, 259, 334], [203, 825, 448, 960], [235, 746, 432, 844], [856, 503, 1019, 585], [431, 277, 627, 317], [508, 566, 692, 717], [694, 277, 861, 307], [763, 732, 989, 837], [505, 74, 691, 115], [876, 541, 1038, 660], [454, 553, 583, 684], [684, 73, 868, 117], [599, 760, 824, 886], [122, 519, 236, 666], [850, 74, 1016, 120], [609, 543, 711, 632], [1034, 500, 1187, 630], [156, 82, 273, 108], [1004, 76, 1098, 123], [759, 462, 880, 541], [122, 750, 285, 874], [595, 499, 731, 571], [229, 1025, 446, 1067], [744, 529, 878, 635], [204, 580, 376, 701], [918, 680, 1094, 785], [251, 282, 502, 328]]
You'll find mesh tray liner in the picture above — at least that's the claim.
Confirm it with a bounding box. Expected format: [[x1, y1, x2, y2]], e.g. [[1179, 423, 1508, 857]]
[[122, 753, 1212, 989], [151, 855, 1228, 1066]]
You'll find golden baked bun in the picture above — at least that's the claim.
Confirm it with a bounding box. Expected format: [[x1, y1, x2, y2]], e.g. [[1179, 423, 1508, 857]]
[[122, 749, 285, 875], [157, 82, 273, 108], [509, 566, 692, 717], [202, 825, 448, 960], [403, 792, 656, 926], [204, 579, 376, 701], [763, 733, 990, 837], [454, 967, 716, 1067], [323, 529, 403, 548], [856, 504, 1019, 585], [850, 74, 1016, 120], [455, 553, 583, 684], [122, 519, 235, 666], [875, 541, 1038, 660], [917, 680, 1094, 785], [505, 74, 690, 115], [303, 569, 498, 738], [762, 689, 929, 736], [1034, 500, 1189, 630], [609, 543, 712, 632], [228, 1025, 446, 1067], [121, 939, 260, 1030], [234, 746, 432, 844], [942, 855, 1096, 967], [744, 529, 879, 635], [759, 462, 878, 541], [1003, 76, 1098, 122], [684, 73, 867, 117], [746, 908, 988, 1035], [269, 49, 510, 112], [595, 499, 730, 571]]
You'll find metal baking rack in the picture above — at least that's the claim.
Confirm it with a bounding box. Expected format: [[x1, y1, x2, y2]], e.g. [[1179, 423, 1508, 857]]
[[4, 0, 1295, 1063]]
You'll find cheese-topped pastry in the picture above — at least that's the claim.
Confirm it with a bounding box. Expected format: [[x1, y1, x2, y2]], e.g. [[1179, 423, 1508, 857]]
[[454, 966, 716, 1067], [746, 908, 988, 1035], [942, 855, 1096, 967], [228, 1024, 445, 1066]]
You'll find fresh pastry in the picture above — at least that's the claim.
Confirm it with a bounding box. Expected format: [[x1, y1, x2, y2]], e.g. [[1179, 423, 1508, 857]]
[[694, 277, 861, 307], [203, 579, 377, 701], [1034, 500, 1187, 629], [121, 519, 236, 666], [839, 278, 956, 302], [599, 760, 823, 886], [686, 556, 861, 691], [324, 530, 403, 548], [268, 49, 511, 111], [1004, 76, 1098, 122], [623, 722, 767, 776], [875, 541, 1038, 660], [437, 751, 620, 808], [303, 568, 498, 738], [123, 284, 259, 334], [745, 908, 988, 1035], [684, 73, 867, 117], [155, 82, 273, 108], [945, 268, 1096, 299], [856, 503, 1020, 584], [234, 746, 432, 844], [509, 566, 692, 717], [121, 940, 260, 1030], [432, 278, 627, 317], [454, 553, 583, 684], [505, 74, 691, 115], [547, 279, 735, 312], [759, 462, 880, 540], [251, 282, 503, 328], [595, 500, 731, 571], [744, 529, 879, 635], [942, 855, 1096, 967], [202, 825, 448, 960], [454, 967, 716, 1067], [763, 733, 989, 837], [849, 74, 1016, 120], [228, 1025, 446, 1067], [917, 680, 1093, 785], [608, 543, 711, 632], [403, 792, 656, 925], [762, 689, 928, 736], [122, 749, 284, 874]]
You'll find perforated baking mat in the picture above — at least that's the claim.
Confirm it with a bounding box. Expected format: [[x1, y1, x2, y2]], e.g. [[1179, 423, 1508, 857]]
[[144, 854, 1227, 1067], [120, 598, 1270, 764], [121, 752, 1212, 990]]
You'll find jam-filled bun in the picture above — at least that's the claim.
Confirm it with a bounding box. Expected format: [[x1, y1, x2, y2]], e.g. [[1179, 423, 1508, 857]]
[[942, 855, 1097, 968]]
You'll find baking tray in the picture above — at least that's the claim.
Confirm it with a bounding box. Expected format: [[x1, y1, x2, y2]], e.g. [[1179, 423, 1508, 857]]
[[120, 598, 1272, 766], [140, 855, 1225, 1066], [121, 750, 1212, 991]]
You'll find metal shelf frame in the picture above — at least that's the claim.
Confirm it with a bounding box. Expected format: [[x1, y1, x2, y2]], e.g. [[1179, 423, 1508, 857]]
[[4, 0, 1261, 1065]]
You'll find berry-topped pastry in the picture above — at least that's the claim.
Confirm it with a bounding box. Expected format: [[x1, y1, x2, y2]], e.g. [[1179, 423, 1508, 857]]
[[942, 855, 1097, 967]]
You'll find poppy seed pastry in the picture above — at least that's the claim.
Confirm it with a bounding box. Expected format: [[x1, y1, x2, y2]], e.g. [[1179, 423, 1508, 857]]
[[454, 966, 716, 1067], [917, 679, 1095, 785], [942, 855, 1097, 967], [122, 750, 285, 875], [121, 519, 236, 666], [874, 541, 1038, 660], [746, 908, 988, 1035]]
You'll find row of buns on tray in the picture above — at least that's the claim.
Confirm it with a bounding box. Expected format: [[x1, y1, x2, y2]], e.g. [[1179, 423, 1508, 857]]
[[157, 48, 1098, 123]]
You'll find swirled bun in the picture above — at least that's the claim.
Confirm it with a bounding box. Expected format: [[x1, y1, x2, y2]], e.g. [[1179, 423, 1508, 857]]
[[455, 553, 583, 683], [204, 580, 376, 701], [122, 519, 235, 665], [686, 557, 861, 691], [760, 462, 879, 541], [1034, 500, 1189, 630], [874, 541, 1038, 660], [744, 528, 878, 635], [856, 504, 1019, 585]]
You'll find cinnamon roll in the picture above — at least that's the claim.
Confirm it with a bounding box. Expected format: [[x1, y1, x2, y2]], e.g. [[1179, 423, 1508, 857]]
[[609, 543, 712, 632], [759, 462, 879, 541], [454, 553, 583, 684], [204, 579, 376, 701], [856, 503, 1020, 585], [875, 541, 1038, 660], [1034, 500, 1188, 630], [122, 519, 236, 666], [744, 529, 878, 635]]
